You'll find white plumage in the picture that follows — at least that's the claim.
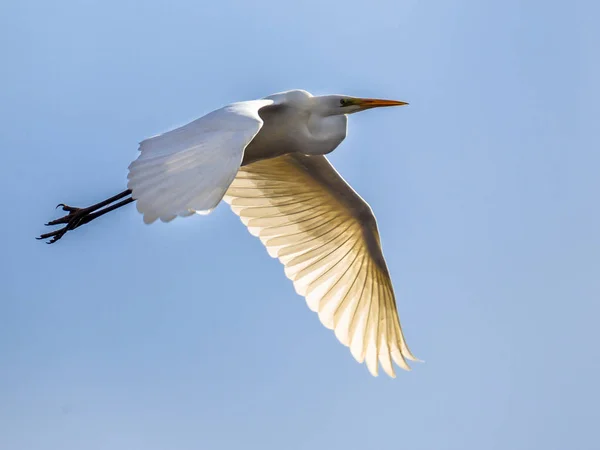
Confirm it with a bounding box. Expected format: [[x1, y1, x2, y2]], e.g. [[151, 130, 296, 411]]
[[41, 89, 416, 377], [127, 99, 273, 223], [224, 154, 417, 377]]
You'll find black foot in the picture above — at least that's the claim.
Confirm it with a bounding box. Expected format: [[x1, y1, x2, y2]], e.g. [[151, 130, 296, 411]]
[[38, 189, 134, 244], [37, 204, 93, 244]]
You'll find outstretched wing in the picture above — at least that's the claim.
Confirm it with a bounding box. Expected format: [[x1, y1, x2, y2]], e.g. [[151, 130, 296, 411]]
[[223, 154, 418, 377], [128, 99, 273, 224]]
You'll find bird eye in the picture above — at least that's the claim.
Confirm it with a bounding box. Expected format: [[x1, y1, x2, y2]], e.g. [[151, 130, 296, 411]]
[[340, 99, 347, 106]]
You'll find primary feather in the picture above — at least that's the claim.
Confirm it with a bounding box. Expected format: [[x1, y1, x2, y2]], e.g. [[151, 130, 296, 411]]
[[224, 154, 418, 377]]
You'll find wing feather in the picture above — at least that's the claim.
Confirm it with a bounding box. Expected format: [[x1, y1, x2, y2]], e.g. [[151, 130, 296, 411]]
[[223, 154, 417, 377], [127, 100, 273, 223]]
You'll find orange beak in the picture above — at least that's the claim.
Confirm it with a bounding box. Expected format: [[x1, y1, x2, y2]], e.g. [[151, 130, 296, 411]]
[[354, 98, 409, 110]]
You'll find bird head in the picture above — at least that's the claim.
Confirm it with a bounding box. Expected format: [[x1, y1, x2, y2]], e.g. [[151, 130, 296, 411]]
[[315, 95, 408, 116]]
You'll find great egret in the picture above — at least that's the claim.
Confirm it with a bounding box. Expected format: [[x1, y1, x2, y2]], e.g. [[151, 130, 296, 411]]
[[39, 89, 418, 377]]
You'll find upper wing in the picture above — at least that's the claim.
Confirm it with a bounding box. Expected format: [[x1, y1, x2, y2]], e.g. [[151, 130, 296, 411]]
[[127, 99, 273, 224], [223, 154, 418, 377]]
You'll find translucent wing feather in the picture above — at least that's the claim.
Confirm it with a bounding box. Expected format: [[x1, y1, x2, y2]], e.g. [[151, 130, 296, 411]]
[[127, 100, 273, 224], [223, 154, 417, 377]]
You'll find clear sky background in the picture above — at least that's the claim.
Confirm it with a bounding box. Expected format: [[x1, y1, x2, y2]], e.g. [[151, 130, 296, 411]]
[[1, 1, 599, 449]]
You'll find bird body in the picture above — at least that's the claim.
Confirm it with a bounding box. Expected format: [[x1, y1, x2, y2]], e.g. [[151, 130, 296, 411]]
[[40, 89, 418, 377], [243, 91, 348, 164]]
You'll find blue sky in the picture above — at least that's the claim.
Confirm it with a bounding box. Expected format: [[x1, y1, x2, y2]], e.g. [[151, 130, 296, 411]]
[[1, 1, 599, 449]]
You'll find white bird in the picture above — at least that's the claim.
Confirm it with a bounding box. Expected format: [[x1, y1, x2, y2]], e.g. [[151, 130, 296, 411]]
[[39, 89, 418, 377]]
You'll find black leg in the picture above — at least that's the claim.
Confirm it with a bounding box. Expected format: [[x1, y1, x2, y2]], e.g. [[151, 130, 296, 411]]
[[38, 189, 134, 244]]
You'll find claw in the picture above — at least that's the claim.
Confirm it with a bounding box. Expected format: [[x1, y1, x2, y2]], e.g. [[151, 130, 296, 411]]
[[56, 204, 79, 213], [46, 216, 69, 226], [38, 227, 68, 244]]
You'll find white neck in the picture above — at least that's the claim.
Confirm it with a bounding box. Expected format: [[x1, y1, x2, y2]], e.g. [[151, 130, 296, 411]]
[[304, 113, 347, 155]]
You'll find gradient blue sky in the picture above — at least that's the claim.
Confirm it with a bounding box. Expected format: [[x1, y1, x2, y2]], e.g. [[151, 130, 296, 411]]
[[1, 1, 599, 449]]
